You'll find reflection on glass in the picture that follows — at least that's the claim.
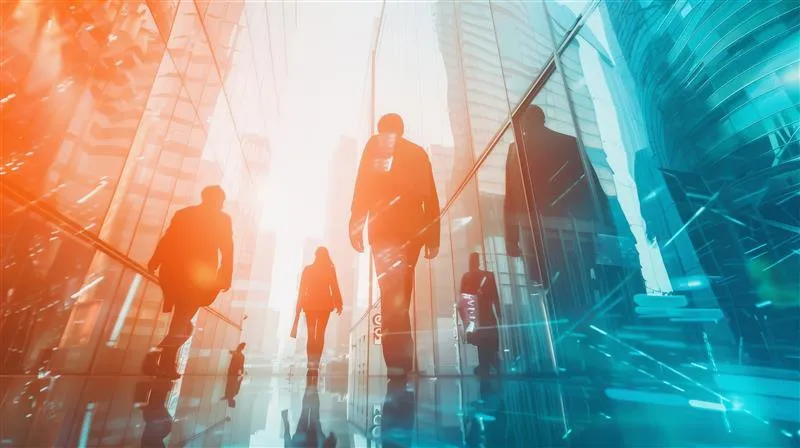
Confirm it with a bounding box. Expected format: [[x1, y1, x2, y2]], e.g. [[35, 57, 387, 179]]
[[457, 253, 502, 376], [282, 377, 337, 448], [490, 0, 555, 106], [1, 2, 167, 233], [507, 95, 645, 375], [381, 380, 416, 448], [139, 379, 176, 448]]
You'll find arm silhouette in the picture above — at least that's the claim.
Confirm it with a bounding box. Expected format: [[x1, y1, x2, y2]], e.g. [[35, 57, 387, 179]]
[[349, 137, 377, 253], [148, 209, 185, 273], [488, 272, 501, 323], [420, 153, 441, 256], [218, 215, 234, 291], [504, 143, 523, 257], [329, 266, 343, 314]]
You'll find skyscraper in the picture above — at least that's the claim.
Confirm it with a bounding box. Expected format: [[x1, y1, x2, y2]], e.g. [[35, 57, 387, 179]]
[[602, 0, 800, 360]]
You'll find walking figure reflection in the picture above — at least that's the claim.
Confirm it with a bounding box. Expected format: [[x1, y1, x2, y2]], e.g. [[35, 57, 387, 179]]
[[381, 379, 416, 448], [464, 379, 507, 448], [349, 113, 441, 380], [282, 377, 337, 447], [222, 342, 246, 407], [139, 379, 175, 448], [144, 186, 234, 380], [504, 105, 634, 375], [459, 253, 502, 376], [291, 247, 343, 376]]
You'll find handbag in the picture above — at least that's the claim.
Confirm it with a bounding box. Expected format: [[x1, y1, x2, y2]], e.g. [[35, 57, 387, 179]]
[[458, 272, 489, 346]]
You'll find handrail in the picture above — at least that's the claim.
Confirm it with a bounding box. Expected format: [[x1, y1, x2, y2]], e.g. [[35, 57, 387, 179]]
[[1, 180, 242, 330]]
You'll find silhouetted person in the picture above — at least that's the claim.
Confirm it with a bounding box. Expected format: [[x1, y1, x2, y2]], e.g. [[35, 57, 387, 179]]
[[291, 247, 343, 375], [381, 379, 416, 447], [223, 374, 244, 408], [140, 379, 175, 448], [228, 342, 246, 377], [282, 377, 337, 447], [459, 253, 501, 376], [505, 105, 612, 262], [504, 105, 635, 375], [221, 342, 246, 407], [144, 185, 234, 379], [349, 113, 441, 379]]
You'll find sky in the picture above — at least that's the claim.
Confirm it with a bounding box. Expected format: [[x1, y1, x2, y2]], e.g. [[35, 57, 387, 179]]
[[256, 4, 382, 351]]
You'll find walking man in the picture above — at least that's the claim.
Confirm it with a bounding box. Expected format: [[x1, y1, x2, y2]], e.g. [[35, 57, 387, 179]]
[[145, 185, 234, 379], [349, 113, 440, 380]]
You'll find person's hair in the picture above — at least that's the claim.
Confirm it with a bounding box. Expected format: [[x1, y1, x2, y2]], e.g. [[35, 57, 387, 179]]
[[469, 252, 480, 268], [237, 342, 246, 351], [526, 105, 546, 126], [201, 185, 226, 203], [377, 113, 404, 136], [314, 246, 333, 267]]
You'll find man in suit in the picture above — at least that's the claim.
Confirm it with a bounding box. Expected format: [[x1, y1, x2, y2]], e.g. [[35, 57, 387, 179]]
[[145, 185, 234, 379], [350, 113, 441, 380], [504, 105, 636, 376]]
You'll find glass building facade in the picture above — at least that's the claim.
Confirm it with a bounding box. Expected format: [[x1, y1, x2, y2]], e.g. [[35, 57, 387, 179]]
[[348, 0, 799, 437], [0, 1, 295, 376], [1, 0, 799, 446]]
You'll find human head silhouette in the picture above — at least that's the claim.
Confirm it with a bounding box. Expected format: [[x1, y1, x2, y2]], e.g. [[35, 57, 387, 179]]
[[236, 342, 246, 352], [378, 113, 404, 137], [201, 185, 226, 210], [524, 105, 546, 129], [469, 252, 480, 272], [315, 246, 332, 265]]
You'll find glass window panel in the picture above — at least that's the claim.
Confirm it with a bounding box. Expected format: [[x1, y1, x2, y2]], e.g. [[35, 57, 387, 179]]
[[509, 66, 643, 376], [447, 177, 485, 375], [564, 1, 800, 376], [428, 214, 460, 376], [1, 2, 166, 235], [490, 0, 555, 107], [475, 127, 558, 375], [545, 0, 595, 46]]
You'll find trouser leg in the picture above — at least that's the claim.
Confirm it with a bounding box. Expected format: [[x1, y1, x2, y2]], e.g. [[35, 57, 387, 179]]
[[157, 305, 199, 373], [314, 312, 330, 365], [373, 243, 420, 375], [305, 313, 318, 368]]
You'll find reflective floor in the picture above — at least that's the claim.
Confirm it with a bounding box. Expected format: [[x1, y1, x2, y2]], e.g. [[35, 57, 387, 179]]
[[1, 369, 798, 447]]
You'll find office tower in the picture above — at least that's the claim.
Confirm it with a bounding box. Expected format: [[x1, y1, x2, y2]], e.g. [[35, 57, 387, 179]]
[[602, 0, 800, 360]]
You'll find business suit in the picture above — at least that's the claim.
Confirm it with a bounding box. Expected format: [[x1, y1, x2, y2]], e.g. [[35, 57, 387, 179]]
[[351, 134, 440, 375]]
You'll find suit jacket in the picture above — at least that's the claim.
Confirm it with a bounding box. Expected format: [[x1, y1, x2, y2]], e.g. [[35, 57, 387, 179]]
[[504, 126, 613, 250], [459, 269, 501, 327], [351, 135, 441, 249], [297, 262, 343, 313], [149, 205, 233, 311]]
